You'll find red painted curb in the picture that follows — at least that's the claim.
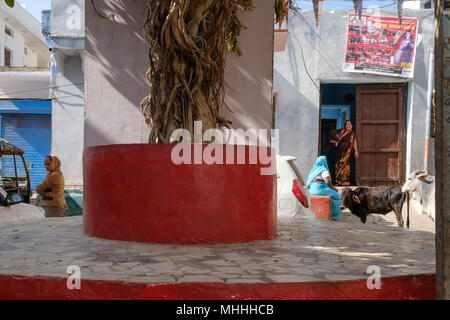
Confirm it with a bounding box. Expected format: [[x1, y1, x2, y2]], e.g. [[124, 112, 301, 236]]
[[310, 196, 332, 220], [83, 144, 277, 244], [0, 274, 436, 300]]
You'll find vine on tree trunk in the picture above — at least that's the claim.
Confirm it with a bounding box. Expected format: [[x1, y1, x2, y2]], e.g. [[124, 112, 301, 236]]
[[140, 0, 232, 143], [140, 0, 295, 144]]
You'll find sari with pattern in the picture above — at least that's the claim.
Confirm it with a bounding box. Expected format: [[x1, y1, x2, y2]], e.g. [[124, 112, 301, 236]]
[[335, 129, 356, 186]]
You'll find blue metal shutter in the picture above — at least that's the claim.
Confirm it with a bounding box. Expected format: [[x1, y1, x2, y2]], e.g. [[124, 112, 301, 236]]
[[1, 114, 52, 191]]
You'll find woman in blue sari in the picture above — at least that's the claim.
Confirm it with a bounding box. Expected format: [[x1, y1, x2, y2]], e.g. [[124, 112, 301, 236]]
[[306, 156, 342, 220]]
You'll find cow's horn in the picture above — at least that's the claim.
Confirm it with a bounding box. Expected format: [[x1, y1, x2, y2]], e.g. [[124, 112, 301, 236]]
[[352, 195, 361, 204]]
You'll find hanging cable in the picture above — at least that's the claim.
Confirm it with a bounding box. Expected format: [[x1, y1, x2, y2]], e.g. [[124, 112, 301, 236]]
[[90, 0, 115, 21], [0, 83, 84, 97], [289, 11, 320, 93], [296, 1, 396, 10], [47, 93, 85, 101], [0, 93, 85, 102], [291, 32, 320, 93]]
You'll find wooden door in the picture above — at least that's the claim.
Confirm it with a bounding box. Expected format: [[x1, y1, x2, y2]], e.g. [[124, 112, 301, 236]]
[[356, 84, 406, 186]]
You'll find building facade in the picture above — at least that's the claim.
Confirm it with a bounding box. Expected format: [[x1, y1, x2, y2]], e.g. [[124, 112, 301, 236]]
[[274, 8, 435, 186], [84, 0, 274, 147], [49, 0, 85, 186], [0, 1, 51, 192]]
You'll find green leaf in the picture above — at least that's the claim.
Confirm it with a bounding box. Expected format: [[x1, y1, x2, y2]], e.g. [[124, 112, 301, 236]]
[[4, 0, 14, 8]]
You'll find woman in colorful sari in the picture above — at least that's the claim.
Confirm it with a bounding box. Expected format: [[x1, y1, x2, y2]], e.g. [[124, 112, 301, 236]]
[[306, 156, 342, 220], [331, 120, 359, 186]]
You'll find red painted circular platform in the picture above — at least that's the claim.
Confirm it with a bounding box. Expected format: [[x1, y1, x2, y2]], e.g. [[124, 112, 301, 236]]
[[83, 144, 277, 244]]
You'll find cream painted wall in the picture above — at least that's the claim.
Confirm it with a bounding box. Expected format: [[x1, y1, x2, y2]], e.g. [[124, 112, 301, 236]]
[[84, 0, 274, 147], [274, 9, 435, 178], [4, 28, 25, 67], [0, 16, 48, 68], [51, 56, 84, 185], [24, 50, 38, 67], [0, 2, 49, 68], [0, 73, 50, 99]]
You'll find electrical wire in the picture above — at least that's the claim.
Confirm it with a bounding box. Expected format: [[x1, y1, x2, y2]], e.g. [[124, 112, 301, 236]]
[[295, 0, 396, 10], [6, 93, 85, 102], [287, 1, 399, 93], [0, 83, 84, 97], [289, 11, 321, 93], [376, 2, 397, 9], [291, 32, 321, 93], [90, 0, 115, 20]]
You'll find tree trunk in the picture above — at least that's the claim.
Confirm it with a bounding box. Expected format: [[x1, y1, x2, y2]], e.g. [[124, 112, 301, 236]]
[[140, 0, 232, 144]]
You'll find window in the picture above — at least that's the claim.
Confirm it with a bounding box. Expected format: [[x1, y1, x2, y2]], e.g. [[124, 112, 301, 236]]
[[4, 48, 12, 67], [5, 26, 13, 38]]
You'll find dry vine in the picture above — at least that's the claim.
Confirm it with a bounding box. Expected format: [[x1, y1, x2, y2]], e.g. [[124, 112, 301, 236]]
[[140, 0, 235, 143], [140, 0, 295, 144]]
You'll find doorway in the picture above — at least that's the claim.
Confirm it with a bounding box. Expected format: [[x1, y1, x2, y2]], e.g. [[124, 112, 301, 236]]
[[320, 84, 357, 185], [320, 83, 407, 186], [356, 84, 407, 186], [320, 118, 337, 180], [4, 48, 12, 67]]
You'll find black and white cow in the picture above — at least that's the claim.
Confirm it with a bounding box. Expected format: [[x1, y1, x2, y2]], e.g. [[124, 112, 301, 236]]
[[340, 186, 408, 228]]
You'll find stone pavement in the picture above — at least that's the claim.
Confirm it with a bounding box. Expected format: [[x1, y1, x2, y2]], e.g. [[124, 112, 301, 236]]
[[0, 205, 435, 285]]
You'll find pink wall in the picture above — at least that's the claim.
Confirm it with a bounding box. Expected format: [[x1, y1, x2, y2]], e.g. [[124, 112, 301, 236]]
[[84, 0, 274, 147], [222, 0, 274, 146]]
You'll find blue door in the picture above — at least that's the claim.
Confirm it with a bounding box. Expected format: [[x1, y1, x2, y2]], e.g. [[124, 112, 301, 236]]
[[1, 114, 52, 191]]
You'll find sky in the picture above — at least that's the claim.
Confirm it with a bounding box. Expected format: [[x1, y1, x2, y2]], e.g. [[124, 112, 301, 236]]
[[16, 0, 52, 22], [295, 1, 397, 10], [12, 0, 406, 22]]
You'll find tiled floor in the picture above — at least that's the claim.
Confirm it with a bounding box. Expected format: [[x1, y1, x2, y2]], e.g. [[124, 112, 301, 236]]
[[0, 203, 435, 284]]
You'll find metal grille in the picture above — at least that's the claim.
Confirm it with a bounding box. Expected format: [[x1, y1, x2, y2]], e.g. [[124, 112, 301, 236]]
[[1, 114, 51, 191]]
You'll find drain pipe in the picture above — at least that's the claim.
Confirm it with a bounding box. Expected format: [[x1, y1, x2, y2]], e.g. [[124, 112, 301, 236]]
[[424, 48, 434, 175]]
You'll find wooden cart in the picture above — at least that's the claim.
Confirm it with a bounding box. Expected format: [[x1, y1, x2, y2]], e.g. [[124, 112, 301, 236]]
[[0, 139, 32, 204]]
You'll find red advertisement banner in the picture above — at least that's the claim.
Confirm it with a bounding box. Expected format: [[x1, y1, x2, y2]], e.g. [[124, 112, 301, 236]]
[[343, 14, 418, 78]]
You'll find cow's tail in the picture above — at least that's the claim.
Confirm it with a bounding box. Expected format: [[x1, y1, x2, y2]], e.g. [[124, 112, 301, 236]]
[[406, 192, 410, 229], [398, 190, 409, 229]]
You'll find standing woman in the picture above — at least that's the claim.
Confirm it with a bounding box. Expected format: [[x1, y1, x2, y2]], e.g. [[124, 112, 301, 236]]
[[36, 155, 68, 217], [333, 120, 359, 186], [306, 156, 342, 220]]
